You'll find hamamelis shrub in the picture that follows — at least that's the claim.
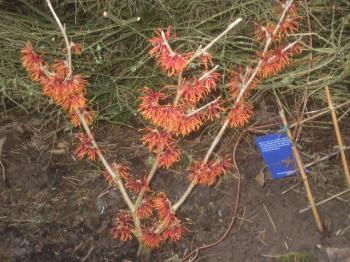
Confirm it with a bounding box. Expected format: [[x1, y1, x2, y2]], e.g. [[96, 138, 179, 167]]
[[21, 0, 301, 261]]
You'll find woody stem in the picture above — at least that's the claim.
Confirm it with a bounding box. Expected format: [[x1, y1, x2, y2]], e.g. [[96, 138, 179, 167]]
[[174, 18, 241, 105], [187, 18, 243, 66], [46, 0, 136, 212], [172, 0, 294, 211], [76, 112, 135, 212], [134, 149, 163, 210], [173, 71, 183, 105], [186, 96, 221, 117], [46, 0, 72, 78], [46, 0, 141, 238]]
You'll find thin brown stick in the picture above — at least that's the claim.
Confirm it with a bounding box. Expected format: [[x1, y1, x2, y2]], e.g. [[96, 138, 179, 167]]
[[279, 108, 324, 233], [263, 204, 277, 233], [325, 86, 350, 187], [290, 100, 350, 128]]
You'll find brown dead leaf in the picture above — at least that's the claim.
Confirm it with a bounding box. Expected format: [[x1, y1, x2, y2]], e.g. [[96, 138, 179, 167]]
[[256, 166, 266, 187]]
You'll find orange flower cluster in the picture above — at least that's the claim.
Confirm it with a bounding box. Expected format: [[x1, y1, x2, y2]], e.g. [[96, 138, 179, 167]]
[[112, 162, 130, 180], [205, 101, 224, 121], [257, 44, 301, 78], [125, 177, 149, 194], [139, 87, 204, 136], [136, 198, 154, 219], [142, 128, 181, 168], [254, 2, 302, 80], [111, 210, 134, 242], [153, 192, 177, 227], [102, 162, 130, 186], [148, 26, 191, 76], [277, 3, 299, 38], [200, 52, 213, 69], [141, 223, 185, 247], [158, 52, 192, 76], [187, 158, 232, 186], [149, 26, 175, 58], [226, 1, 302, 129], [140, 193, 185, 249], [141, 230, 163, 249], [228, 102, 254, 128], [69, 110, 94, 128], [21, 42, 94, 127], [180, 70, 220, 105], [159, 146, 181, 168], [142, 128, 173, 153], [74, 132, 98, 161], [71, 42, 83, 55], [162, 223, 186, 242], [255, 3, 299, 43], [21, 42, 46, 82]]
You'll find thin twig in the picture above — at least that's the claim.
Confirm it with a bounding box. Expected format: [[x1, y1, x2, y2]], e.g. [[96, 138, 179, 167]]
[[102, 11, 140, 27], [281, 183, 299, 195], [199, 65, 220, 81], [289, 100, 350, 128], [186, 97, 221, 117], [161, 30, 175, 55], [46, 0, 72, 77], [81, 246, 94, 262], [187, 18, 242, 66], [299, 189, 350, 213], [0, 137, 6, 183], [286, 145, 350, 176], [263, 204, 277, 233], [303, 0, 313, 83]]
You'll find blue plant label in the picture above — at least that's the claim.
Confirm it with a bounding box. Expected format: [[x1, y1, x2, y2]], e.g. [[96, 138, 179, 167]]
[[255, 133, 296, 179]]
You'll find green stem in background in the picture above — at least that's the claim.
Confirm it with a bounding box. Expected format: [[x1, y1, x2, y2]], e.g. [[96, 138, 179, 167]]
[[103, 11, 141, 27]]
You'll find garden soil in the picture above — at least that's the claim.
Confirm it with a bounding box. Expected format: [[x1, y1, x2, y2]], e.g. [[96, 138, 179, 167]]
[[1, 112, 350, 262]]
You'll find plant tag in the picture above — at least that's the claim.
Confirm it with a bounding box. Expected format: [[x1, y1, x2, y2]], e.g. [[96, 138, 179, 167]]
[[255, 133, 296, 179]]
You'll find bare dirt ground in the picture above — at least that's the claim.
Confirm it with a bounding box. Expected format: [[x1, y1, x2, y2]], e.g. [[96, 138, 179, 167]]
[[1, 110, 350, 262]]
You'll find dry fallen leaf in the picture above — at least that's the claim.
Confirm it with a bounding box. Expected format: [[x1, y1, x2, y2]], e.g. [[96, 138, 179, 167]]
[[256, 166, 266, 187]]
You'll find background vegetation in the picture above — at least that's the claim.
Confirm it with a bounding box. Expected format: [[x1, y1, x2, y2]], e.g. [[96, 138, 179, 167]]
[[1, 0, 349, 123]]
